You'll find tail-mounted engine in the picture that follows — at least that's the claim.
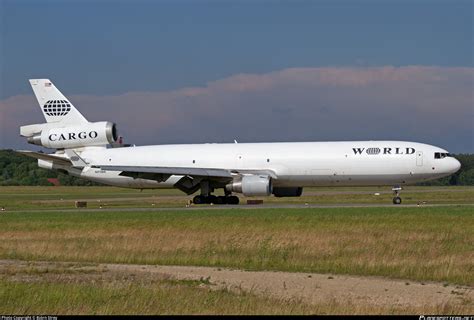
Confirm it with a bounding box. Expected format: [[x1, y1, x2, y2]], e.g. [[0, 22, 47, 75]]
[[26, 121, 117, 149]]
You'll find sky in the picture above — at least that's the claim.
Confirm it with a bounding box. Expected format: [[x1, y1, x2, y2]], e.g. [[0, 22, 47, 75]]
[[0, 0, 473, 152]]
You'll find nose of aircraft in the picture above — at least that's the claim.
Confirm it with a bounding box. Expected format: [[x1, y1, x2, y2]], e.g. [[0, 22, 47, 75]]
[[449, 158, 461, 173]]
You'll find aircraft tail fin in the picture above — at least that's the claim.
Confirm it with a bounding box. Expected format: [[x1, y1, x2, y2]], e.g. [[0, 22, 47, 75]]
[[29, 79, 88, 124]]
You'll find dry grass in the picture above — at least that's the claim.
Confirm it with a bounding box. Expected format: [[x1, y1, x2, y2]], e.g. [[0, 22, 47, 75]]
[[1, 280, 469, 315], [0, 206, 472, 285], [0, 262, 471, 315]]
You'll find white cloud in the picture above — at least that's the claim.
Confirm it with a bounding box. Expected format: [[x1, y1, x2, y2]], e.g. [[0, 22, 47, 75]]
[[1, 66, 473, 152]]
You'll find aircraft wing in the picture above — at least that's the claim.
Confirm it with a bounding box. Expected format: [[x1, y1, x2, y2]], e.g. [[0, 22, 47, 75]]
[[100, 165, 233, 180], [99, 165, 277, 180], [99, 165, 277, 194], [99, 165, 233, 194], [16, 150, 72, 166]]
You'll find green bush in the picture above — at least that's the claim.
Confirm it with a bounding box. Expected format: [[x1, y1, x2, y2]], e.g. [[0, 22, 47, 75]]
[[0, 149, 99, 186]]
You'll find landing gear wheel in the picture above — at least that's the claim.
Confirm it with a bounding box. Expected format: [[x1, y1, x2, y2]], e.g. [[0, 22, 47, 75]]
[[215, 196, 226, 205], [392, 185, 402, 205], [193, 195, 205, 205], [208, 195, 217, 204], [227, 196, 240, 205]]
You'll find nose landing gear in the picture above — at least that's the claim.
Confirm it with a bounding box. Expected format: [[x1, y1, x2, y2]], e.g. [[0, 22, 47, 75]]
[[392, 186, 402, 204]]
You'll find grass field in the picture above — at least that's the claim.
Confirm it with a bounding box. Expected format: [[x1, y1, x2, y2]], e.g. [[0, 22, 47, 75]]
[[0, 186, 472, 314], [0, 276, 319, 315], [1, 206, 472, 285], [0, 263, 468, 315]]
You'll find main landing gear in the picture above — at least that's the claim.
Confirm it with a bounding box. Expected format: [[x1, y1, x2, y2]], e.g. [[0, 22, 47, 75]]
[[392, 186, 402, 205], [192, 180, 240, 205], [193, 195, 240, 205]]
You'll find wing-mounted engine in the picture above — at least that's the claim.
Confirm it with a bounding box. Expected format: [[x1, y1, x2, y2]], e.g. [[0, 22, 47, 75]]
[[225, 175, 272, 196], [24, 121, 117, 149], [272, 187, 303, 197]]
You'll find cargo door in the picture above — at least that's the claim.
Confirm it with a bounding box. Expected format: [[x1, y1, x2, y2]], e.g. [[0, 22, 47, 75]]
[[416, 151, 423, 166]]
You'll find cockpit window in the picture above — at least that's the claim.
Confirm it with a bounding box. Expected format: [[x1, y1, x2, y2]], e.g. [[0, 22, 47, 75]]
[[434, 152, 453, 159]]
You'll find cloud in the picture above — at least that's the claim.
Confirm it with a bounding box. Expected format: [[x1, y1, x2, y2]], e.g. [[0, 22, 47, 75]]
[[1, 66, 473, 152]]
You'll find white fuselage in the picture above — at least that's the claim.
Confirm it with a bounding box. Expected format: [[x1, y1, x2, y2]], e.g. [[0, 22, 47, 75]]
[[22, 79, 461, 197], [70, 141, 460, 189]]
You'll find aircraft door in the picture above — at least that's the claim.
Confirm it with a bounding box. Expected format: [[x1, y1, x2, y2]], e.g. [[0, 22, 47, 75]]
[[416, 151, 423, 166], [236, 154, 245, 169]]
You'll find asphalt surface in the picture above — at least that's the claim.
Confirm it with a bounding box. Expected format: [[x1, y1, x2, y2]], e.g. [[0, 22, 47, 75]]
[[4, 202, 473, 213]]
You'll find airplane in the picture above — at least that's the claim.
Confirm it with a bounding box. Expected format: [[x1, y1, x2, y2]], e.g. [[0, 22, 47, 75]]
[[18, 79, 461, 205]]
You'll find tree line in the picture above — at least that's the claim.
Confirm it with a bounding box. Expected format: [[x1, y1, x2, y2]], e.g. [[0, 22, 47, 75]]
[[0, 150, 98, 186], [0, 149, 473, 186]]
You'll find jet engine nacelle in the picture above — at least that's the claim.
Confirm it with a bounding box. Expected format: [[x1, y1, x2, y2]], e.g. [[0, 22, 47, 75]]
[[272, 187, 303, 197], [226, 175, 272, 196], [28, 121, 117, 149]]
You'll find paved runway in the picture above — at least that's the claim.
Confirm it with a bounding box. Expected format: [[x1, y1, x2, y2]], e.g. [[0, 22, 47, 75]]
[[5, 202, 473, 213]]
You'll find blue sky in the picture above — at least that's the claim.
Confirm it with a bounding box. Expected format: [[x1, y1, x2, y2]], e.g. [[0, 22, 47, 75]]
[[1, 0, 472, 97], [0, 0, 473, 152]]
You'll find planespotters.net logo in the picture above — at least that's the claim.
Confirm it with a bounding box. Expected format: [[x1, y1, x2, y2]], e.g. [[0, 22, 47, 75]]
[[419, 316, 474, 320]]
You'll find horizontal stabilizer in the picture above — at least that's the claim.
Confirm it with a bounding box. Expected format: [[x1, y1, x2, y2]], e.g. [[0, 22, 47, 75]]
[[65, 149, 89, 168], [15, 150, 72, 166]]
